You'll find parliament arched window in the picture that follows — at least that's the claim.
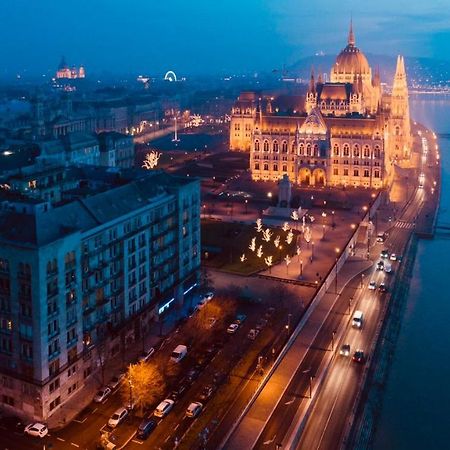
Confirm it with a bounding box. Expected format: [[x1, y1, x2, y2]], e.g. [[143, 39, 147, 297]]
[[273, 141, 279, 152], [254, 163, 260, 170], [263, 140, 269, 152], [299, 143, 304, 155], [353, 145, 360, 157], [254, 140, 260, 151], [333, 144, 339, 156], [374, 146, 381, 159], [263, 164, 269, 171], [273, 164, 278, 171], [306, 144, 312, 156], [343, 144, 350, 156], [282, 141, 288, 153], [363, 145, 370, 157], [374, 170, 380, 178]]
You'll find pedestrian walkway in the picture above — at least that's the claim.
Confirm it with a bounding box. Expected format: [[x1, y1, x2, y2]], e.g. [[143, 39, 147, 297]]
[[395, 220, 415, 230], [222, 257, 372, 450]]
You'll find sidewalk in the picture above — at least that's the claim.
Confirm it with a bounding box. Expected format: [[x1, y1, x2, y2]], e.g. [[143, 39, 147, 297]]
[[222, 257, 372, 450]]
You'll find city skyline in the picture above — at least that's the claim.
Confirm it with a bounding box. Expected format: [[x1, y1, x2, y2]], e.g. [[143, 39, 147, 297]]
[[1, 0, 449, 77]]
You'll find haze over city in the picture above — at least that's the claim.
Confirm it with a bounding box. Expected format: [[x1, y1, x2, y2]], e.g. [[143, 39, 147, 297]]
[[1, 0, 450, 76]]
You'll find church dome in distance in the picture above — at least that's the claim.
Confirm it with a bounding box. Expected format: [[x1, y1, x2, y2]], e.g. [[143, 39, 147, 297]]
[[332, 21, 370, 75]]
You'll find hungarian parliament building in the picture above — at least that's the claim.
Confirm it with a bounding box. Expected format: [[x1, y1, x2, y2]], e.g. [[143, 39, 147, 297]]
[[229, 23, 411, 189]]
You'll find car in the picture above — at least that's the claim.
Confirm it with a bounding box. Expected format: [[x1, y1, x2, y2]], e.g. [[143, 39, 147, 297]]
[[136, 418, 157, 440], [187, 367, 201, 383], [256, 318, 268, 330], [154, 399, 175, 418], [169, 380, 189, 401], [186, 401, 203, 418], [202, 291, 214, 301], [227, 323, 239, 334], [380, 249, 389, 259], [390, 253, 397, 261], [108, 407, 128, 428], [206, 317, 217, 329], [376, 260, 384, 271], [368, 281, 377, 290], [339, 344, 351, 356], [379, 282, 388, 293], [199, 385, 214, 401], [138, 347, 155, 363], [235, 314, 247, 324], [108, 373, 125, 390], [94, 386, 112, 403], [352, 350, 366, 363], [247, 329, 259, 340], [197, 298, 208, 309], [24, 423, 48, 438]]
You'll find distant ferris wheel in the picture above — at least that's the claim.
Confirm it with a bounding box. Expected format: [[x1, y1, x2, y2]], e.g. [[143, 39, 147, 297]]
[[164, 70, 177, 82]]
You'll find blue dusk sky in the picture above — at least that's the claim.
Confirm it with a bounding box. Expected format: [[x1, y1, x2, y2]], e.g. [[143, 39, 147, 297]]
[[0, 0, 448, 76]]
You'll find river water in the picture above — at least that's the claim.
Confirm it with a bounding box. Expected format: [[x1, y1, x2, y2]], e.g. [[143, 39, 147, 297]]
[[372, 96, 450, 449]]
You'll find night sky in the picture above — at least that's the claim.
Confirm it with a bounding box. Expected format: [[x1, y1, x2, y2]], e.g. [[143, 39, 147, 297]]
[[1, 0, 448, 76]]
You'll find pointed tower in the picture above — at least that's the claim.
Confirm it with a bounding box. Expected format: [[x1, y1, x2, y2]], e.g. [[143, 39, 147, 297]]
[[305, 67, 318, 114], [389, 55, 411, 160], [348, 18, 355, 46]]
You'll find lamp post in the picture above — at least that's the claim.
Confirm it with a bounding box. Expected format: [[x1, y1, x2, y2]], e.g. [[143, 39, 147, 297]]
[[310, 241, 314, 263], [128, 365, 133, 413], [300, 259, 303, 278], [331, 210, 335, 228], [331, 330, 336, 351], [335, 248, 340, 294], [244, 199, 248, 214], [348, 297, 353, 315], [286, 313, 292, 337], [309, 375, 314, 398], [360, 273, 365, 288]]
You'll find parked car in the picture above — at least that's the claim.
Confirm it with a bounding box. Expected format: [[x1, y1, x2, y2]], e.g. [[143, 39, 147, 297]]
[[108, 407, 128, 428], [379, 282, 388, 293], [186, 401, 203, 418], [138, 347, 155, 363], [352, 350, 366, 363], [94, 386, 112, 403], [154, 399, 175, 418], [136, 418, 157, 440], [256, 318, 268, 330], [247, 329, 259, 340], [227, 323, 239, 334], [24, 423, 48, 438], [368, 281, 377, 290], [199, 385, 214, 401], [380, 249, 389, 259], [340, 344, 351, 356], [108, 373, 125, 390], [376, 260, 384, 271], [202, 292, 214, 301], [390, 253, 397, 261], [169, 379, 189, 401], [187, 367, 201, 383]]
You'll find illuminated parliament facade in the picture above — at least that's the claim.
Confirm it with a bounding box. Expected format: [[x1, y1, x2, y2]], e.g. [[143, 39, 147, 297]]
[[229, 24, 411, 189]]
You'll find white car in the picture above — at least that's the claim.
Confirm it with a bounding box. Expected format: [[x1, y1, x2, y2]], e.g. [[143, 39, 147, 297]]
[[154, 399, 175, 418], [203, 292, 214, 301], [108, 407, 128, 428], [93, 386, 112, 403], [368, 281, 377, 290], [339, 344, 351, 356], [227, 323, 239, 334], [108, 373, 125, 390], [390, 253, 397, 261], [186, 401, 203, 418], [24, 423, 48, 438], [139, 347, 155, 363]]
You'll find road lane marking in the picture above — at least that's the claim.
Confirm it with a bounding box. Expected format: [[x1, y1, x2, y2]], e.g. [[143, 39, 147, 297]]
[[284, 398, 295, 405], [57, 437, 65, 442], [164, 435, 171, 442], [174, 423, 180, 430], [70, 443, 80, 448], [263, 434, 276, 445], [99, 424, 108, 433], [91, 408, 98, 414], [73, 417, 87, 424], [132, 440, 143, 445]]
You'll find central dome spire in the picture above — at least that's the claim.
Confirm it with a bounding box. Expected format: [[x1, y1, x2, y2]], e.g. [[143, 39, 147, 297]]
[[348, 18, 355, 46]]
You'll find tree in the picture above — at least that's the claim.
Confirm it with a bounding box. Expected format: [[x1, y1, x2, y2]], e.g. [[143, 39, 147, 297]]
[[122, 361, 165, 416]]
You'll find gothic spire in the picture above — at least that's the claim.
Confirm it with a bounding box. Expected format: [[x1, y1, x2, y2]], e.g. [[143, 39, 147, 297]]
[[348, 18, 355, 46], [309, 67, 315, 93]]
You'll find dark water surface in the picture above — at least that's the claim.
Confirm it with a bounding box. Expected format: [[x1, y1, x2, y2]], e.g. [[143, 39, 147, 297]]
[[373, 96, 450, 449]]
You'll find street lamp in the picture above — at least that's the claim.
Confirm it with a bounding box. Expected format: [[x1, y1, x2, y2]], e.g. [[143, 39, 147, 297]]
[[331, 210, 335, 228], [331, 330, 336, 351], [310, 241, 314, 262], [300, 259, 303, 278], [360, 273, 365, 288], [244, 199, 248, 214], [286, 313, 292, 336], [348, 297, 353, 315], [309, 375, 315, 398], [335, 248, 340, 294], [128, 365, 134, 413]]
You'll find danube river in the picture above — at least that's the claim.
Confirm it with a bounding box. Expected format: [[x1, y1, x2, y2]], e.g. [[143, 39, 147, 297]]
[[373, 96, 450, 449]]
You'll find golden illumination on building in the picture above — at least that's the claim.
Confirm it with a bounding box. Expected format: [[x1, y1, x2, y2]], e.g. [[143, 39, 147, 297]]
[[56, 56, 85, 79]]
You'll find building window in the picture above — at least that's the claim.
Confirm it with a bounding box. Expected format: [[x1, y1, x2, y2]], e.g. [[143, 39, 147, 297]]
[[273, 164, 278, 171], [343, 144, 350, 156], [281, 141, 288, 153], [254, 163, 260, 170], [306, 144, 312, 156], [254, 140, 260, 151], [374, 146, 381, 159], [363, 145, 370, 157], [374, 170, 380, 178], [353, 169, 359, 177], [282, 165, 287, 172], [0, 259, 9, 273], [263, 140, 269, 152], [49, 396, 61, 411], [263, 164, 269, 171], [353, 144, 360, 158], [273, 141, 279, 152], [49, 378, 60, 393], [343, 169, 349, 176], [333, 168, 338, 176], [333, 144, 339, 156], [2, 395, 14, 406]]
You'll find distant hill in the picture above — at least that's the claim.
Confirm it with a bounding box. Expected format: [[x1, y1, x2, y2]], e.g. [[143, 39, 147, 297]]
[[288, 53, 450, 87]]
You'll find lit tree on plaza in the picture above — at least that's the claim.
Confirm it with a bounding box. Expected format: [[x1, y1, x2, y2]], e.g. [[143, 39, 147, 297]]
[[256, 245, 264, 258], [249, 237, 257, 252], [296, 245, 302, 261], [304, 226, 312, 245], [286, 230, 294, 245], [142, 150, 162, 169], [282, 221, 290, 232], [262, 228, 273, 242], [284, 255, 291, 274], [274, 235, 281, 249], [255, 218, 263, 233], [240, 253, 247, 262], [265, 255, 273, 273]]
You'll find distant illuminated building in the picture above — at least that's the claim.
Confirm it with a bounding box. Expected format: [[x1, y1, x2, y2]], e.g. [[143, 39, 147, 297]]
[[56, 56, 85, 79]]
